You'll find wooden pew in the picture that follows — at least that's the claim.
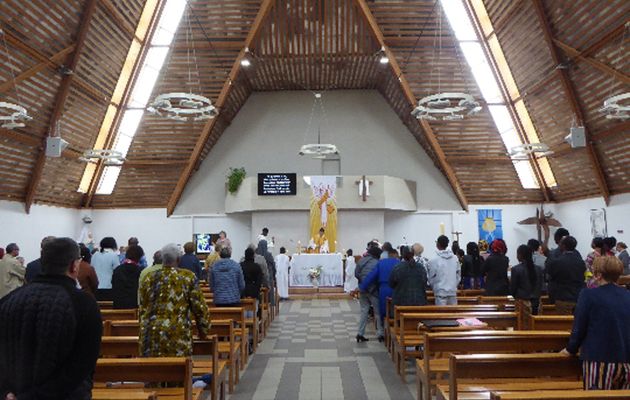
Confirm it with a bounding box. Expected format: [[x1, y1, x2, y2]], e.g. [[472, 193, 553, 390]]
[[101, 309, 138, 321], [98, 300, 113, 309], [417, 331, 570, 400], [92, 389, 156, 399], [207, 307, 249, 367], [93, 357, 199, 400], [99, 336, 226, 400], [240, 298, 260, 350], [438, 353, 581, 400], [390, 304, 503, 358], [395, 311, 518, 382], [491, 389, 630, 399], [529, 315, 573, 331]]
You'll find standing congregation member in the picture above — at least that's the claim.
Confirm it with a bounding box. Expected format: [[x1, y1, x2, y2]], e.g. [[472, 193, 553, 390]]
[[344, 249, 358, 293], [585, 237, 607, 288], [77, 243, 99, 297], [510, 245, 544, 326], [427, 235, 460, 305], [548, 228, 570, 259], [91, 237, 119, 298], [617, 242, 630, 275], [211, 247, 245, 307], [275, 247, 290, 299], [545, 236, 586, 315], [412, 243, 429, 274], [355, 244, 383, 342], [204, 243, 221, 283], [25, 236, 56, 283], [112, 245, 144, 309], [482, 239, 510, 296], [240, 247, 263, 316], [562, 256, 630, 390], [256, 240, 276, 305], [0, 237, 102, 400], [139, 243, 209, 356], [216, 231, 232, 251], [257, 227, 274, 250], [462, 242, 484, 289], [122, 237, 148, 268], [389, 246, 428, 308], [180, 241, 202, 280], [528, 239, 547, 291], [360, 245, 399, 337], [0, 243, 25, 300]]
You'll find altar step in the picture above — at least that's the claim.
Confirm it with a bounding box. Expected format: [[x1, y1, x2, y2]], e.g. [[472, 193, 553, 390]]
[[288, 286, 350, 299]]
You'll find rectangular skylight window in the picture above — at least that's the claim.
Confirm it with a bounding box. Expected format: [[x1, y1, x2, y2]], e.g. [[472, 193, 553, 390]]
[[440, 0, 477, 41], [90, 0, 187, 195], [441, 0, 557, 190], [96, 166, 122, 195]]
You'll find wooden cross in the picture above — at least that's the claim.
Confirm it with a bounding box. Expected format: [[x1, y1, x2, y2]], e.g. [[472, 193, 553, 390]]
[[355, 175, 373, 202], [452, 231, 463, 242]]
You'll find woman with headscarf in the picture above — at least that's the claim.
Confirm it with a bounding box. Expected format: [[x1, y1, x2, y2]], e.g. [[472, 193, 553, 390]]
[[481, 239, 510, 296]]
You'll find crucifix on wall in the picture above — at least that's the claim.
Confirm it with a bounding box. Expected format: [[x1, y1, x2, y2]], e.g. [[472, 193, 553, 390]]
[[452, 231, 463, 242], [355, 175, 373, 202]]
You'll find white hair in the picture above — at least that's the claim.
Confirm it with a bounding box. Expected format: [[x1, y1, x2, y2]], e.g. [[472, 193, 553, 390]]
[[161, 243, 180, 266]]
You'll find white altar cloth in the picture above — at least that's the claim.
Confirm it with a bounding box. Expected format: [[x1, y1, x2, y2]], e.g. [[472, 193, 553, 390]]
[[290, 253, 343, 286]]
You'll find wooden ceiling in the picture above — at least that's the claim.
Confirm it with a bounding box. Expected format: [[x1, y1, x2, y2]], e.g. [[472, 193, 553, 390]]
[[0, 0, 628, 212]]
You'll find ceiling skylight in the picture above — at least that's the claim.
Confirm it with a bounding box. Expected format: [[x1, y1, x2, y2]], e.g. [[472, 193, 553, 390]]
[[94, 0, 187, 195], [440, 0, 557, 189]]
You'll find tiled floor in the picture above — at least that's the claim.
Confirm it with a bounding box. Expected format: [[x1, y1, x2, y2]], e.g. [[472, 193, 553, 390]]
[[227, 299, 416, 400]]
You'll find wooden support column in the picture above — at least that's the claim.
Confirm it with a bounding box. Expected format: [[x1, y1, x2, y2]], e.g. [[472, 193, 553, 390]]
[[532, 0, 611, 205], [166, 0, 276, 216], [23, 0, 99, 213], [352, 0, 468, 211]]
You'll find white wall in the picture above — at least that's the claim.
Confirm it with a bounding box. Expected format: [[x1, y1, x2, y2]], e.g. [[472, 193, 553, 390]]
[[88, 209, 193, 262], [553, 193, 630, 256], [174, 90, 461, 215], [0, 200, 82, 263]]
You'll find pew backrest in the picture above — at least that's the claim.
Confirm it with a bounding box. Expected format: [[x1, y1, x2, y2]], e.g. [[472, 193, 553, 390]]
[[530, 315, 574, 331]]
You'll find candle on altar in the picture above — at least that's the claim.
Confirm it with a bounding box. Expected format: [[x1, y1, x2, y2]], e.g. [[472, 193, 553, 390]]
[[439, 222, 445, 235]]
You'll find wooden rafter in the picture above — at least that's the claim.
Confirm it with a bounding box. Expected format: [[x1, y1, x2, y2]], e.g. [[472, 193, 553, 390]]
[[0, 44, 76, 94], [353, 0, 468, 211], [553, 39, 630, 84], [166, 0, 277, 216], [2, 26, 107, 103], [532, 0, 611, 205], [23, 0, 99, 213]]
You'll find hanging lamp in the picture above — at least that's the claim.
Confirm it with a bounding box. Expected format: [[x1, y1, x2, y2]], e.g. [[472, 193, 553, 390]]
[[0, 28, 32, 129], [411, 3, 481, 121], [147, 8, 217, 121], [298, 92, 339, 159], [600, 22, 629, 120]]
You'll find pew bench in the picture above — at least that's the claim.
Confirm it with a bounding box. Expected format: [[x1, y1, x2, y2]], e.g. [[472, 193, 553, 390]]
[[207, 307, 249, 367], [417, 330, 570, 400], [436, 353, 582, 400], [491, 389, 630, 399], [101, 308, 138, 321], [529, 315, 573, 331], [94, 357, 203, 400], [99, 335, 227, 400], [395, 311, 518, 382]]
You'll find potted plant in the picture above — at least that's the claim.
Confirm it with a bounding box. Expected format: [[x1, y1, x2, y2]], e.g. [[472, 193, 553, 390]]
[[226, 167, 246, 194]]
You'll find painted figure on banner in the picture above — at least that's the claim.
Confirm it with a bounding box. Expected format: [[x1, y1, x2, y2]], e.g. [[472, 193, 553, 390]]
[[478, 209, 503, 244], [309, 176, 337, 253]]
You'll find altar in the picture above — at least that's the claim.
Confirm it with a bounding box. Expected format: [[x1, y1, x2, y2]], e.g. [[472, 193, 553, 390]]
[[290, 253, 343, 287]]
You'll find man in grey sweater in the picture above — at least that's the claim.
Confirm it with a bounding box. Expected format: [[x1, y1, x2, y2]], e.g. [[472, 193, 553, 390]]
[[211, 247, 245, 306], [427, 235, 461, 305], [354, 244, 383, 342]]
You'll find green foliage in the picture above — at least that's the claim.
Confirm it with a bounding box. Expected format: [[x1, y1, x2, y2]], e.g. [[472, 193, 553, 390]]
[[226, 167, 246, 194]]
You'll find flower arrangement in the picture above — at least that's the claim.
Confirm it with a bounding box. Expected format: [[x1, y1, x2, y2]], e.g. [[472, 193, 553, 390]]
[[308, 265, 323, 287]]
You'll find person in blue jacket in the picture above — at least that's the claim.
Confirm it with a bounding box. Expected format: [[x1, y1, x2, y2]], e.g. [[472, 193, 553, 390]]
[[359, 245, 400, 341], [561, 256, 630, 390]]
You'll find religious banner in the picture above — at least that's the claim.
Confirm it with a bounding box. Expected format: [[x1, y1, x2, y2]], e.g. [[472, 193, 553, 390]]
[[309, 176, 337, 253], [478, 209, 503, 244]]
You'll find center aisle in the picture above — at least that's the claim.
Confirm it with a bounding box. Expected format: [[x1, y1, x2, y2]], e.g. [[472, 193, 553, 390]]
[[228, 299, 416, 400]]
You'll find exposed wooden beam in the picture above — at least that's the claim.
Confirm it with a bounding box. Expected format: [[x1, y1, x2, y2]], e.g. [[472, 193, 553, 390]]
[[0, 128, 41, 147], [591, 120, 630, 141], [166, 0, 276, 216], [532, 0, 610, 205], [353, 0, 468, 211], [553, 39, 630, 84], [101, 0, 138, 39], [0, 44, 76, 94], [575, 20, 627, 59], [24, 0, 99, 213]]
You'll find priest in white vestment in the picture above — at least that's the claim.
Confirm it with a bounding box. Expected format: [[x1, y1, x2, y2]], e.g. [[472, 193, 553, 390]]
[[275, 247, 290, 299], [344, 250, 358, 292]]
